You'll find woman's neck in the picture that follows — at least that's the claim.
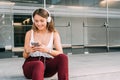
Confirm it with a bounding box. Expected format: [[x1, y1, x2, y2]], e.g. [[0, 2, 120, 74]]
[[37, 29, 48, 34]]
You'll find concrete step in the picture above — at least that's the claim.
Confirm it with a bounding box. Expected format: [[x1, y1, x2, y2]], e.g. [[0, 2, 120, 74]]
[[0, 51, 13, 58]]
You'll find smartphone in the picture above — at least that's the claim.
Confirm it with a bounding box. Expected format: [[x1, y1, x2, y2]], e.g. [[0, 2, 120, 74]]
[[31, 42, 40, 47]]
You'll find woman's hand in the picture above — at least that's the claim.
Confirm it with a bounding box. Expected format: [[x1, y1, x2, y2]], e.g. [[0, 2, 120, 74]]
[[25, 46, 38, 54], [34, 44, 48, 53]]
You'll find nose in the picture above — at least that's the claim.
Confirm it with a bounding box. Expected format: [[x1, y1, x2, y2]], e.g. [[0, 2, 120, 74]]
[[37, 21, 42, 25]]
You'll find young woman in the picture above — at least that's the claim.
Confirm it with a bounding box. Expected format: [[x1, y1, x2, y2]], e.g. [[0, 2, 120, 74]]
[[22, 8, 69, 80]]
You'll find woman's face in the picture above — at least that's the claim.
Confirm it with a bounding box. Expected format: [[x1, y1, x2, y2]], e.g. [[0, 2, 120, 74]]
[[33, 14, 47, 31]]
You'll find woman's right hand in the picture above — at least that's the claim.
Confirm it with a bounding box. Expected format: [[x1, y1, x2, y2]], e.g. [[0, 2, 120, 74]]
[[23, 46, 37, 59], [25, 46, 36, 54]]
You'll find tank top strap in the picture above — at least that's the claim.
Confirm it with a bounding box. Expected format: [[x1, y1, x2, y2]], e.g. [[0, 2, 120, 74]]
[[47, 32, 53, 48], [30, 30, 34, 46]]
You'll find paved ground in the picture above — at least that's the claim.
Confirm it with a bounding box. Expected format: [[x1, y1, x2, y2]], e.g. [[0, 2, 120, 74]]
[[0, 52, 120, 80]]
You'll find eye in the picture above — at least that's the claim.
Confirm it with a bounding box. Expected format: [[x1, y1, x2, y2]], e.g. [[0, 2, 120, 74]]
[[34, 20, 39, 23], [40, 19, 44, 22]]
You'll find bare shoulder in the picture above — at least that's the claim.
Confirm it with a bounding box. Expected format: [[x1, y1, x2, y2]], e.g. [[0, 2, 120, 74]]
[[24, 30, 32, 43], [53, 31, 60, 37], [53, 31, 61, 41], [26, 30, 32, 36]]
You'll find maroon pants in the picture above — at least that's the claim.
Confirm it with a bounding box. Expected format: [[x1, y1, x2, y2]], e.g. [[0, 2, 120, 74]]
[[22, 54, 69, 80]]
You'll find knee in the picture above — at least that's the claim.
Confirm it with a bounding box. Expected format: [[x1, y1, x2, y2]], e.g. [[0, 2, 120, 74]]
[[58, 54, 68, 62], [33, 61, 44, 70]]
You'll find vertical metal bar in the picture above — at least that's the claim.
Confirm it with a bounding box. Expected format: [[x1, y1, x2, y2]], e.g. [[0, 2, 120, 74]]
[[44, 0, 46, 8], [106, 0, 110, 52]]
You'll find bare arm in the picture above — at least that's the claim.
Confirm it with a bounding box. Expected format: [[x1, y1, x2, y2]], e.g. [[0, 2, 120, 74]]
[[23, 30, 32, 58], [48, 31, 63, 57]]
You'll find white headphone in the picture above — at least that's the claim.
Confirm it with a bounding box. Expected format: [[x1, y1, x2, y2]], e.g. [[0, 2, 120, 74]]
[[32, 8, 51, 23]]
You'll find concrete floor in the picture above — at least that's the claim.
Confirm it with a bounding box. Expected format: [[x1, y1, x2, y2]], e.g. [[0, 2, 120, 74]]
[[0, 52, 120, 80]]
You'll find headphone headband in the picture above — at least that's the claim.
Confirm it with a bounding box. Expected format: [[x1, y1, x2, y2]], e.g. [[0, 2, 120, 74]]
[[32, 8, 51, 23]]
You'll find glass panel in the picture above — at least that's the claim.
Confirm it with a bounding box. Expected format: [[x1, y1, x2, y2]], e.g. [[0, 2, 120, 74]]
[[108, 0, 120, 50], [83, 0, 108, 52], [47, 0, 108, 53], [47, 0, 103, 7], [107, 0, 120, 9], [71, 17, 84, 46], [0, 4, 14, 48], [84, 27, 107, 46], [84, 18, 107, 46], [13, 15, 32, 47], [54, 16, 72, 54], [109, 27, 120, 46]]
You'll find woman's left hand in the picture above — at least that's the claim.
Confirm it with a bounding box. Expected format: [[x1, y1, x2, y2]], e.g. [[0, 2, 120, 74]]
[[35, 44, 48, 53]]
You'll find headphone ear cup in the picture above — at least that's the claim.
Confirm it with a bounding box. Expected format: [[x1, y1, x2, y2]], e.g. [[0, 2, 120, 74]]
[[47, 16, 51, 23], [32, 16, 34, 23]]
